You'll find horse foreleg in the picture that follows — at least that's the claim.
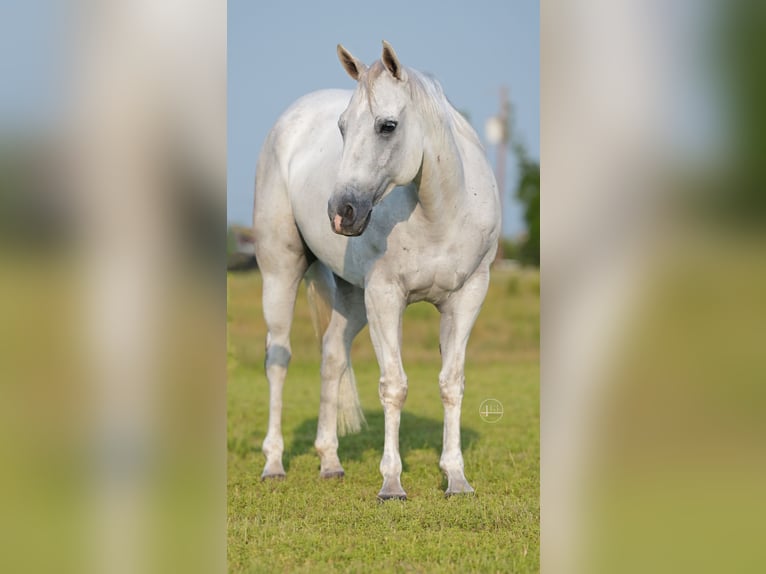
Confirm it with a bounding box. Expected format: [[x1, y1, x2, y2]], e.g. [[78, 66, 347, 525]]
[[365, 282, 408, 500], [438, 270, 490, 496]]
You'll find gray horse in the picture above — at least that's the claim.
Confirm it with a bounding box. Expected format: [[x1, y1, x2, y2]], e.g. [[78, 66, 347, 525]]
[[253, 41, 500, 499]]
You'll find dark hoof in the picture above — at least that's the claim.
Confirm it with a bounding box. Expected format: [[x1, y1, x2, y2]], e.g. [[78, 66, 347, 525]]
[[319, 470, 345, 479], [445, 489, 476, 498], [260, 472, 286, 482], [377, 493, 407, 502]]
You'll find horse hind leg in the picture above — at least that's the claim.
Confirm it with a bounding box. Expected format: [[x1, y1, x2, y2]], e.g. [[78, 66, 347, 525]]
[[311, 275, 367, 479], [257, 249, 308, 480], [253, 142, 312, 479]]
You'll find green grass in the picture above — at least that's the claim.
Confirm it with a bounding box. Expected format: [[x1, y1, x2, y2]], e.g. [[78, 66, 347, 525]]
[[228, 268, 539, 573]]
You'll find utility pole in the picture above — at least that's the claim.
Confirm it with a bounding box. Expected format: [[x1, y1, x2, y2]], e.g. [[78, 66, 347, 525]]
[[485, 86, 510, 263]]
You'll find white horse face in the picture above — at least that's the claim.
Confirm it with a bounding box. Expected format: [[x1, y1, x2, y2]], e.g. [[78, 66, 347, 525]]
[[328, 42, 424, 236]]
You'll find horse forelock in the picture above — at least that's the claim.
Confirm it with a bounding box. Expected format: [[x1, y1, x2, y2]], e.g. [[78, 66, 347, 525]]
[[359, 61, 384, 111]]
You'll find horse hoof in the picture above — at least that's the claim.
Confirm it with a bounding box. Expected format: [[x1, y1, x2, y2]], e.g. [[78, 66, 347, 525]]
[[445, 482, 475, 497], [260, 472, 286, 482], [377, 492, 407, 501], [319, 470, 345, 479]]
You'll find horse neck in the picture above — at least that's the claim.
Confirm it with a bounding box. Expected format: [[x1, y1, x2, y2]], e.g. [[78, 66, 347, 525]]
[[415, 113, 466, 226]]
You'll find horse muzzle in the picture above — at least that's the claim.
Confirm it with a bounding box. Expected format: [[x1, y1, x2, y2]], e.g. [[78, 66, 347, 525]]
[[327, 193, 373, 237]]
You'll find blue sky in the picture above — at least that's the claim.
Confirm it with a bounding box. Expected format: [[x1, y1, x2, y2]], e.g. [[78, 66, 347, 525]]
[[228, 0, 540, 236], [0, 0, 61, 131]]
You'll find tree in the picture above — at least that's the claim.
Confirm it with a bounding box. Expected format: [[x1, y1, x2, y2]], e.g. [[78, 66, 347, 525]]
[[508, 104, 540, 267], [515, 155, 540, 266], [486, 88, 539, 267]]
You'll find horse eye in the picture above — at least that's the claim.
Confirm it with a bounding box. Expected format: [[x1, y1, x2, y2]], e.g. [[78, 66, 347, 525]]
[[379, 120, 398, 134], [338, 121, 345, 137]]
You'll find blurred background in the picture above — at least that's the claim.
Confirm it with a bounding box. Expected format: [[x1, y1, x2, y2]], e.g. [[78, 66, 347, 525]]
[[2, 0, 766, 573], [542, 1, 766, 573], [1, 1, 226, 573]]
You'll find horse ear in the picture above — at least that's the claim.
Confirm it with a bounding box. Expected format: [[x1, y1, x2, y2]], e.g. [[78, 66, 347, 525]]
[[337, 44, 366, 81], [381, 40, 404, 81]]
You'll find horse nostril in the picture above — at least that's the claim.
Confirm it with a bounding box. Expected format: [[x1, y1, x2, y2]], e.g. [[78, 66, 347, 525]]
[[341, 203, 355, 220]]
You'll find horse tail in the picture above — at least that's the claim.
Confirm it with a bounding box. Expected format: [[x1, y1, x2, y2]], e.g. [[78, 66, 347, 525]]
[[336, 364, 365, 436], [305, 262, 334, 344], [305, 262, 365, 436]]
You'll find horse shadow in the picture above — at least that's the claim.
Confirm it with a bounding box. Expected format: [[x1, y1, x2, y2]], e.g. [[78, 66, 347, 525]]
[[283, 409, 479, 474]]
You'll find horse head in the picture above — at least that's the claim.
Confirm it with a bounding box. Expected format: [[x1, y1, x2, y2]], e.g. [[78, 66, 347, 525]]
[[328, 41, 425, 236]]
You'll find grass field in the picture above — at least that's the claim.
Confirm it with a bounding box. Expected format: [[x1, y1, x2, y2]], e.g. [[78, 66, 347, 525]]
[[227, 267, 539, 572]]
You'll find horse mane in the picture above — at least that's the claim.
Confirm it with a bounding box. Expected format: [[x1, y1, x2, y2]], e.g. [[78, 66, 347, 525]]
[[405, 68, 484, 151], [362, 62, 484, 151]]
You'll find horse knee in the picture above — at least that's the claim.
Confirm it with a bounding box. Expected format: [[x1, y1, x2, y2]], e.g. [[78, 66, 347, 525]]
[[265, 334, 291, 369], [265, 350, 291, 384], [379, 375, 408, 408], [438, 374, 465, 407]]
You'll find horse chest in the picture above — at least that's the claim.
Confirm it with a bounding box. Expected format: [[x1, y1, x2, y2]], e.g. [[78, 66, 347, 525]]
[[392, 243, 475, 303]]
